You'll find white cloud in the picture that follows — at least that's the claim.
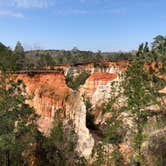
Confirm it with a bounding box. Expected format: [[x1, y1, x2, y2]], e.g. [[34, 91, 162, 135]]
[[0, 10, 24, 18], [0, 0, 54, 8], [13, 0, 51, 8], [0, 0, 55, 18], [13, 0, 55, 8], [56, 9, 89, 16]]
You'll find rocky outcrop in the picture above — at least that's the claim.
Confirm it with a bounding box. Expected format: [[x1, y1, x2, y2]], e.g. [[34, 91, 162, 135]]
[[16, 62, 127, 136], [17, 73, 95, 159], [142, 126, 166, 166], [14, 61, 166, 164], [80, 61, 128, 103], [17, 73, 71, 134], [65, 92, 94, 159], [80, 72, 117, 99]]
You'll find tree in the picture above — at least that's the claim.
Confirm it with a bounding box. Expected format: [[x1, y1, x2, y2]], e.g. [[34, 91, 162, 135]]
[[72, 47, 79, 52], [102, 102, 124, 146], [0, 70, 38, 165], [38, 53, 55, 69], [91, 78, 125, 166], [0, 43, 20, 71], [100, 79, 125, 166], [122, 53, 166, 165], [14, 41, 24, 54], [152, 35, 166, 61], [14, 41, 25, 70], [137, 42, 152, 62], [95, 50, 103, 62], [66, 71, 90, 90], [35, 111, 87, 166]]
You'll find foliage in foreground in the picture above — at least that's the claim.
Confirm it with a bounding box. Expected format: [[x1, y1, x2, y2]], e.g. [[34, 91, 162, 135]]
[[0, 73, 38, 166], [34, 112, 87, 166]]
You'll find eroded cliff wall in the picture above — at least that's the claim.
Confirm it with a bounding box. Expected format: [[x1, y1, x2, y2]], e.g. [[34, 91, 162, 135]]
[[15, 61, 166, 162], [15, 63, 123, 159], [17, 73, 71, 134]]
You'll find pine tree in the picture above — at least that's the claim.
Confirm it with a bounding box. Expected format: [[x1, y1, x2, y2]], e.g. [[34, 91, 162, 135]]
[[35, 111, 87, 166], [14, 41, 25, 70], [14, 41, 24, 54], [0, 71, 38, 165], [123, 52, 166, 165]]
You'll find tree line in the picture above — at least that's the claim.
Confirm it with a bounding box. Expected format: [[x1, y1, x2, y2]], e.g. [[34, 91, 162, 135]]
[[0, 41, 135, 71]]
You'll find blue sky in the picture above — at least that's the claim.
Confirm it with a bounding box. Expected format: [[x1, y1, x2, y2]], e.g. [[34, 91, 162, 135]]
[[0, 0, 166, 51]]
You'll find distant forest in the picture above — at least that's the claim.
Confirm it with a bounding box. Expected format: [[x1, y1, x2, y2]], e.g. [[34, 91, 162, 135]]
[[0, 35, 166, 71], [0, 41, 135, 71]]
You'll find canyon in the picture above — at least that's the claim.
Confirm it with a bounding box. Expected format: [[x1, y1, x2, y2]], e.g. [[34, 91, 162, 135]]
[[15, 61, 166, 163]]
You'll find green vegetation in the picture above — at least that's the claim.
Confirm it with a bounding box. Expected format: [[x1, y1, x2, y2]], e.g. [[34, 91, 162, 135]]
[[102, 102, 124, 146], [38, 53, 55, 69], [146, 131, 166, 166], [1, 36, 166, 71], [110, 149, 124, 166], [35, 112, 87, 166], [14, 41, 24, 54], [89, 35, 166, 166], [0, 41, 136, 71], [93, 143, 106, 166], [66, 71, 90, 90], [121, 37, 166, 165], [0, 35, 166, 166], [94, 80, 125, 166], [0, 73, 38, 165]]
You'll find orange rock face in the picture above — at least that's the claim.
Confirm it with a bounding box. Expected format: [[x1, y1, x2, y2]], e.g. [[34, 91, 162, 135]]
[[80, 72, 118, 98], [16, 73, 71, 134], [17, 73, 70, 115], [15, 61, 165, 134]]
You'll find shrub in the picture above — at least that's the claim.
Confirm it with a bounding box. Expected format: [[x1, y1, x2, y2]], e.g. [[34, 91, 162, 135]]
[[66, 71, 89, 90]]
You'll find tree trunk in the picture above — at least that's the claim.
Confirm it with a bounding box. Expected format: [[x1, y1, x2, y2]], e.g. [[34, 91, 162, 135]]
[[6, 151, 10, 166]]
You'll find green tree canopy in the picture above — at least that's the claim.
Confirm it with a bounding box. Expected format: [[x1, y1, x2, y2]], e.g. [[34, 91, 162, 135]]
[[0, 74, 38, 166], [14, 41, 24, 54]]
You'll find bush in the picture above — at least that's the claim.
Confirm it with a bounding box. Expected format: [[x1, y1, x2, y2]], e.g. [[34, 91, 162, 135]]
[[66, 71, 89, 90]]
